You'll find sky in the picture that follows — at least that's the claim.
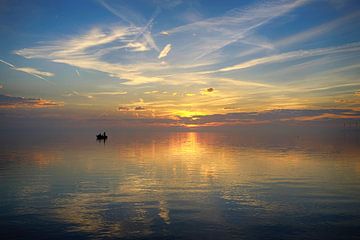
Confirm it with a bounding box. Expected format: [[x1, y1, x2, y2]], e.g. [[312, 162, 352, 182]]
[[0, 0, 360, 130]]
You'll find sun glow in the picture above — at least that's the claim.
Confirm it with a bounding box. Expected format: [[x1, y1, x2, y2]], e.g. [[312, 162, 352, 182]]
[[173, 110, 205, 118]]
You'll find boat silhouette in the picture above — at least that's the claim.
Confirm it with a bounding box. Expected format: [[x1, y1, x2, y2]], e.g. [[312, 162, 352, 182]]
[[96, 133, 108, 140]]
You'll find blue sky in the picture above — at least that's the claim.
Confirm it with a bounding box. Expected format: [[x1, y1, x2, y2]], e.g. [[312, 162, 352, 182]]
[[0, 0, 360, 129]]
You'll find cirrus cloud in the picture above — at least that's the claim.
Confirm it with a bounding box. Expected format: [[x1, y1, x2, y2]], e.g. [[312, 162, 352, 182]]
[[0, 59, 54, 81], [158, 44, 172, 59]]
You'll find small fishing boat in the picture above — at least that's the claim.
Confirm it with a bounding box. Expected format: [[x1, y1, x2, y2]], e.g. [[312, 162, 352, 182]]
[[96, 133, 108, 140]]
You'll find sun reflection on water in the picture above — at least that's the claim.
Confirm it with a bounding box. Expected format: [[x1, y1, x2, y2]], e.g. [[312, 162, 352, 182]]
[[2, 132, 360, 239]]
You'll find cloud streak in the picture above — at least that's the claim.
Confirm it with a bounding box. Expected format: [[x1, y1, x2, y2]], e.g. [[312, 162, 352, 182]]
[[158, 44, 172, 59], [275, 10, 360, 47], [176, 109, 360, 127], [215, 42, 360, 72], [14, 26, 166, 85], [118, 105, 146, 111], [164, 0, 309, 63], [90, 91, 127, 96], [98, 0, 160, 51], [0, 94, 63, 109], [93, 108, 360, 128], [15, 67, 54, 78], [13, 0, 311, 86], [8, 0, 360, 119], [0, 59, 54, 81]]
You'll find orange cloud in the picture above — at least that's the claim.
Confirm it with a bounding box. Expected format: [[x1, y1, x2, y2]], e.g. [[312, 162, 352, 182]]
[[174, 109, 360, 128], [134, 106, 145, 111], [117, 105, 146, 111], [0, 94, 63, 109], [118, 106, 130, 111], [292, 113, 360, 121]]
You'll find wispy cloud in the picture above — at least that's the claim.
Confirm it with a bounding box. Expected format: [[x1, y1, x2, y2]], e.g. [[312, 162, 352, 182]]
[[118, 106, 130, 111], [275, 11, 360, 47], [90, 91, 127, 96], [217, 78, 274, 88], [15, 67, 54, 78], [117, 105, 146, 111], [0, 94, 63, 109], [62, 90, 94, 99], [164, 0, 309, 63], [98, 0, 160, 51], [9, 0, 360, 117], [13, 0, 310, 86], [214, 42, 360, 72], [0, 59, 54, 81], [158, 44, 172, 59], [229, 10, 360, 62], [177, 109, 360, 127], [14, 26, 162, 85], [134, 106, 146, 111], [99, 0, 145, 25], [93, 108, 360, 128], [0, 59, 15, 68], [144, 90, 159, 94], [126, 42, 150, 52]]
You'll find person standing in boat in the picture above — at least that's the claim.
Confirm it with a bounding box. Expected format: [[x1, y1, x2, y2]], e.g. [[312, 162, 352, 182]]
[[103, 132, 106, 138]]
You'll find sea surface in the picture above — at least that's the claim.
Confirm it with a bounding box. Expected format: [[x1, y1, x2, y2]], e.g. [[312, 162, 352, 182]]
[[0, 130, 360, 240]]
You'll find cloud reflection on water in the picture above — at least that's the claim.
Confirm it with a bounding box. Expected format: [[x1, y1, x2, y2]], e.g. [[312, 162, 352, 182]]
[[1, 131, 360, 239]]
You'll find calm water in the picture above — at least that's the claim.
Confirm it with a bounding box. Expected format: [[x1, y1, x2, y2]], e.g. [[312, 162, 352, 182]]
[[1, 130, 360, 240]]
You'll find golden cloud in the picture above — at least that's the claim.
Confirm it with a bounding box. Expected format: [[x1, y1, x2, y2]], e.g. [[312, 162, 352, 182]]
[[0, 94, 63, 109]]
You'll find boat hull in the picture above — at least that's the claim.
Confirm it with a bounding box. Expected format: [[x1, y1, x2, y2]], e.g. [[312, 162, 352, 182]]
[[96, 135, 108, 140]]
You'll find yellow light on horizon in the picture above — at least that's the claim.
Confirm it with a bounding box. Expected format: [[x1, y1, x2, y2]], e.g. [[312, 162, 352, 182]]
[[172, 110, 205, 118]]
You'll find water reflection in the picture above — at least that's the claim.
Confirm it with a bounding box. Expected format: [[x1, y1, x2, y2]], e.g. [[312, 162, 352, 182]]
[[0, 131, 360, 239], [96, 138, 107, 145]]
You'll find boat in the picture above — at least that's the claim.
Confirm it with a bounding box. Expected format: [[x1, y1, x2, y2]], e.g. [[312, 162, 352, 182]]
[[96, 134, 108, 140]]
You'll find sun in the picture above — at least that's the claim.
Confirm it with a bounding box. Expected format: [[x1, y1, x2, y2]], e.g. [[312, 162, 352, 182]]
[[172, 110, 205, 118]]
